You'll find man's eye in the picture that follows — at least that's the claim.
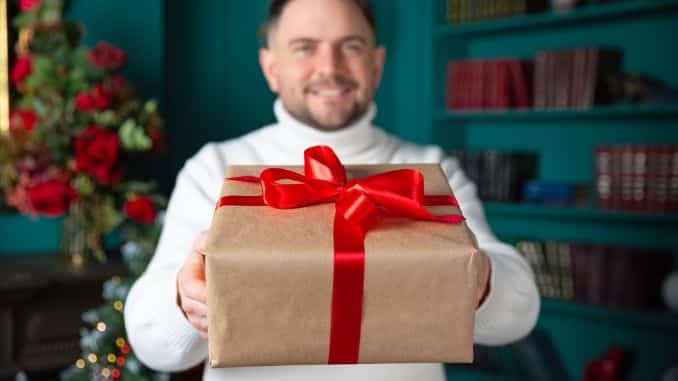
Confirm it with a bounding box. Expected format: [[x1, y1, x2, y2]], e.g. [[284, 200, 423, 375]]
[[294, 45, 314, 54], [343, 43, 364, 54]]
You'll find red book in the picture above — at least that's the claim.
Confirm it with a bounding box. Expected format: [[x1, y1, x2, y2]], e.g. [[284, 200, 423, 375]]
[[620, 144, 634, 210], [631, 145, 649, 211], [647, 145, 661, 212], [595, 145, 613, 210], [482, 60, 494, 109], [610, 145, 623, 210], [509, 59, 531, 108], [497, 60, 511, 110], [534, 51, 547, 109]]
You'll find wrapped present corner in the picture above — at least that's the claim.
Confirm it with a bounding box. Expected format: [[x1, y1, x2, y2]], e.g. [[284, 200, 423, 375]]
[[204, 146, 481, 367]]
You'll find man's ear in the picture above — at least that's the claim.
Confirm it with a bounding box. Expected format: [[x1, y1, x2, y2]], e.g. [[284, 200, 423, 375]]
[[373, 46, 386, 88], [259, 48, 279, 93]]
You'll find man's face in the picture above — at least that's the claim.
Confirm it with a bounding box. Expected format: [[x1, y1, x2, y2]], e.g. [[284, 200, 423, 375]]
[[260, 0, 386, 131]]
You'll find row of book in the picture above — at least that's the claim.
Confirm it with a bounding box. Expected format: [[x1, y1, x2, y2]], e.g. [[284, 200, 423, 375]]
[[445, 47, 624, 111], [517, 241, 673, 309], [446, 59, 532, 110], [449, 150, 537, 202], [446, 0, 548, 24], [534, 47, 623, 109], [595, 144, 678, 213], [446, 0, 628, 24]]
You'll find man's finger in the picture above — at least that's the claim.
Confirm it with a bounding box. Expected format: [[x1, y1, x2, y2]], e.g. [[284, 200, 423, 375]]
[[188, 314, 208, 333], [193, 230, 209, 256], [180, 297, 208, 318]]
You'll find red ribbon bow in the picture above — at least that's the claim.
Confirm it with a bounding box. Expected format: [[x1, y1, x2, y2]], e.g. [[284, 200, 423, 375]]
[[217, 145, 464, 364]]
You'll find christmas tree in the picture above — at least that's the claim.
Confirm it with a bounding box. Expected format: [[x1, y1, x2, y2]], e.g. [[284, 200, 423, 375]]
[[3, 0, 168, 380]]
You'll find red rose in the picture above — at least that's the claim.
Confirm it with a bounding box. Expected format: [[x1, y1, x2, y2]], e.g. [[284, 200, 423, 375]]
[[11, 56, 32, 85], [125, 196, 157, 224], [26, 179, 78, 217], [124, 196, 157, 223], [92, 84, 111, 109], [148, 127, 165, 155], [19, 0, 41, 12], [75, 84, 111, 112], [75, 92, 95, 112], [87, 41, 126, 70], [74, 126, 122, 185], [9, 109, 38, 132]]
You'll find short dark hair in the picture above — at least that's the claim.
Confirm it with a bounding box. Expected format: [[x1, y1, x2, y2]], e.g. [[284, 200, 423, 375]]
[[261, 0, 376, 47]]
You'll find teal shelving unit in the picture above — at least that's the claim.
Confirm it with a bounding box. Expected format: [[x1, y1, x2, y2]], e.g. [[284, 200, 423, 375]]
[[427, 1, 678, 380]]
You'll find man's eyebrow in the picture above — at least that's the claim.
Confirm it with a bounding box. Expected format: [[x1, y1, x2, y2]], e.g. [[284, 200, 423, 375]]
[[287, 35, 370, 46], [288, 38, 318, 46], [339, 35, 369, 45]]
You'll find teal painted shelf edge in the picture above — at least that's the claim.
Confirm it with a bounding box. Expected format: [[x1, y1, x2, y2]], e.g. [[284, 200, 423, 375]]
[[540, 299, 678, 329], [436, 0, 678, 38], [483, 202, 678, 225], [445, 365, 517, 381], [436, 104, 678, 122]]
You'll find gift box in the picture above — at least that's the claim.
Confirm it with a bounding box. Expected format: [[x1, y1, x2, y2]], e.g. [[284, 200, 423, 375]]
[[205, 146, 480, 367]]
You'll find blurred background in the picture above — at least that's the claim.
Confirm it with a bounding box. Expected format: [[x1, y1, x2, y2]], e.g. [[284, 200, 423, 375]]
[[1, 0, 677, 380]]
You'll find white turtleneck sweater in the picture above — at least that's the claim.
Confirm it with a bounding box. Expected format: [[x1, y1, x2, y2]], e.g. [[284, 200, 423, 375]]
[[124, 100, 540, 381]]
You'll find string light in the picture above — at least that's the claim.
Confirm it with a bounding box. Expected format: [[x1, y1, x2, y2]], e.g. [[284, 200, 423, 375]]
[[101, 368, 111, 377], [97, 322, 107, 332], [75, 359, 86, 368], [113, 300, 124, 311], [116, 356, 126, 367], [111, 368, 121, 378], [120, 344, 130, 354], [88, 353, 98, 363], [107, 354, 117, 363], [115, 338, 126, 347]]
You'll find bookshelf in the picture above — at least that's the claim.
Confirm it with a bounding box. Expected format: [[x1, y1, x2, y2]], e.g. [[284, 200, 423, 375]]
[[426, 1, 678, 380], [436, 0, 678, 37], [437, 103, 678, 122]]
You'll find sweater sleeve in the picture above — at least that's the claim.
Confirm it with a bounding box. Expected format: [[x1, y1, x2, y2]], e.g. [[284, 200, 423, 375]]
[[124, 145, 223, 372], [441, 156, 541, 346]]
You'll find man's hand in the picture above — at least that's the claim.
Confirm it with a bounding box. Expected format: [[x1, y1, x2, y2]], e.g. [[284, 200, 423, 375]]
[[177, 231, 209, 339], [476, 251, 492, 308]]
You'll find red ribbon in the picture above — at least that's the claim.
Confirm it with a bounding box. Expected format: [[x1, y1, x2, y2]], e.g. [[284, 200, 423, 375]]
[[217, 145, 464, 364]]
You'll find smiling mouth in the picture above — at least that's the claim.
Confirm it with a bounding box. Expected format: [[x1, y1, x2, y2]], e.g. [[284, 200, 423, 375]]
[[308, 87, 353, 98]]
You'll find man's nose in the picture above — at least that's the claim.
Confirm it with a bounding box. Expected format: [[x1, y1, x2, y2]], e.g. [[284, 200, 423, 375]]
[[316, 45, 344, 76]]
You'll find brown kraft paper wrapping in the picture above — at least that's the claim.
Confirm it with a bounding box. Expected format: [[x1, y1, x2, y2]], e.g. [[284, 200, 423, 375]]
[[204, 163, 480, 367]]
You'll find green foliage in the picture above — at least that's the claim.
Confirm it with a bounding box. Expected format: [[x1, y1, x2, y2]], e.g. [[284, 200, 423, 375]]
[[5, 2, 169, 380]]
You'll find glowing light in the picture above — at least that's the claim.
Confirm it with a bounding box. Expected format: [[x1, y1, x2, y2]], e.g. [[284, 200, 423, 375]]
[[101, 368, 111, 377], [88, 353, 98, 363], [113, 301, 124, 311], [115, 338, 126, 347], [107, 354, 117, 363], [97, 322, 106, 332], [75, 359, 86, 368]]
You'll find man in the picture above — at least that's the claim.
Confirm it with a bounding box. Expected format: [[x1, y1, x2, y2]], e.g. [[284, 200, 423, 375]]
[[124, 0, 540, 380]]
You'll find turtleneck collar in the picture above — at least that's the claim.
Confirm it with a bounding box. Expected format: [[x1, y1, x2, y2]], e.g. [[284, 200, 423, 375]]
[[273, 98, 378, 157]]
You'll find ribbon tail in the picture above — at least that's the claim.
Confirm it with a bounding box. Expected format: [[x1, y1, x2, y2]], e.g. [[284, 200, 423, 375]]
[[327, 214, 365, 364]]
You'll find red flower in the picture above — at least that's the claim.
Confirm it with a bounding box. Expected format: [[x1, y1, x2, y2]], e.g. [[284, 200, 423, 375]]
[[87, 41, 126, 70], [92, 85, 111, 109], [9, 109, 38, 132], [75, 84, 111, 112], [75, 92, 95, 112], [11, 56, 32, 86], [148, 127, 165, 155], [19, 0, 41, 12], [124, 196, 157, 223], [74, 126, 122, 185], [26, 179, 78, 217]]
